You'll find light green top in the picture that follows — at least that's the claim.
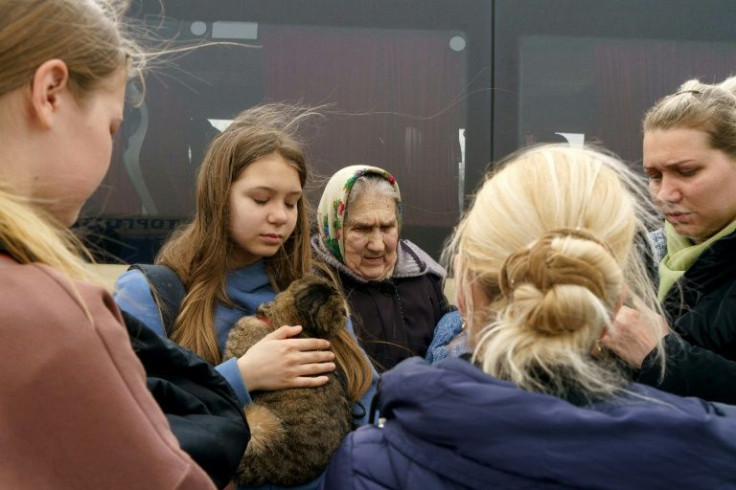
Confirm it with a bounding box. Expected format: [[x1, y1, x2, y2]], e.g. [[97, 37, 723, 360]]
[[658, 218, 736, 301]]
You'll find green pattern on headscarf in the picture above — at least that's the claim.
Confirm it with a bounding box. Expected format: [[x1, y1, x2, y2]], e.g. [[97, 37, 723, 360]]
[[317, 165, 401, 263], [658, 218, 736, 301]]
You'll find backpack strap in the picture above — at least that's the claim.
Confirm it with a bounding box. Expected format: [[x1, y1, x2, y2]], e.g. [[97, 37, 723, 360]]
[[128, 264, 186, 337]]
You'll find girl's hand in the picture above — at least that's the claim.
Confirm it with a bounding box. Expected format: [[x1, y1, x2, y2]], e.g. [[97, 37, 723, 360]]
[[236, 325, 336, 392]]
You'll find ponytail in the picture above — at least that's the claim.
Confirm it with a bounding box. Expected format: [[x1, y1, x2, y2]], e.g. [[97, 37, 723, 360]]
[[0, 188, 97, 282]]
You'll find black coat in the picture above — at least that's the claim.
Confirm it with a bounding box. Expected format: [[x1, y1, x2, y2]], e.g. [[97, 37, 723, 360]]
[[638, 230, 736, 404], [312, 237, 452, 372], [123, 311, 250, 489], [341, 271, 450, 372]]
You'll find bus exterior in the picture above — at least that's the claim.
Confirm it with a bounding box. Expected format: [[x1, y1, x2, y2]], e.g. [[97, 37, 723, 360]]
[[78, 0, 736, 265]]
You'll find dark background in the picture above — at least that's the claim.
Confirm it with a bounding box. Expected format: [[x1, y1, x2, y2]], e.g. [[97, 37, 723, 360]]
[[76, 0, 736, 264]]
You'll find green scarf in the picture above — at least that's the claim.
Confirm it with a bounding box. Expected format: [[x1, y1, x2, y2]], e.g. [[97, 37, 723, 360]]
[[658, 219, 736, 301]]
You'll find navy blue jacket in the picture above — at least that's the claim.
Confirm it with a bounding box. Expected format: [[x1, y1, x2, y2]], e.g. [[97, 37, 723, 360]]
[[322, 357, 736, 489]]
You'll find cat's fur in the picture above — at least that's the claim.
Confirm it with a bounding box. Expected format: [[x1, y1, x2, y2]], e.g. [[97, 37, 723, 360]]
[[223, 273, 352, 487]]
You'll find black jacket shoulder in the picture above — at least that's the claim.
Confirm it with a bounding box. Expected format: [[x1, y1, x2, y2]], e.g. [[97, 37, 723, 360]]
[[123, 311, 250, 489], [638, 230, 736, 404]]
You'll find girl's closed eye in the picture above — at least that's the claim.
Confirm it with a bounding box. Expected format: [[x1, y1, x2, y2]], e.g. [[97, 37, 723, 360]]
[[250, 193, 269, 205]]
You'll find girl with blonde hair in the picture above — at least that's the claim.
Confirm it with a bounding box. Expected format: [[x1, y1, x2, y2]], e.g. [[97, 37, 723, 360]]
[[322, 144, 736, 489], [0, 0, 226, 487]]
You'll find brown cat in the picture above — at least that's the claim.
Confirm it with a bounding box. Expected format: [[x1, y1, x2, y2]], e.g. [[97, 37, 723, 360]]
[[223, 273, 352, 487]]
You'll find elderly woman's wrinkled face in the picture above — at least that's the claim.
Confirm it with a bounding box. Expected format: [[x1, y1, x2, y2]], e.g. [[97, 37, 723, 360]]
[[344, 192, 399, 281], [644, 127, 736, 243]]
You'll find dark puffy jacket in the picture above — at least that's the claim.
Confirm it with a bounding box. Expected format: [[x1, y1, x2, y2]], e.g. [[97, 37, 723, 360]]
[[322, 357, 736, 489], [124, 311, 250, 489], [639, 229, 736, 404]]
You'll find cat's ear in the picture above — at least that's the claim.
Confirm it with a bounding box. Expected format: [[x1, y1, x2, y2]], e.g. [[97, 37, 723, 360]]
[[294, 282, 332, 311]]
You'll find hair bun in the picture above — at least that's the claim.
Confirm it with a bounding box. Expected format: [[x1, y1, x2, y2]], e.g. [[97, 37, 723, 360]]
[[499, 228, 615, 335]]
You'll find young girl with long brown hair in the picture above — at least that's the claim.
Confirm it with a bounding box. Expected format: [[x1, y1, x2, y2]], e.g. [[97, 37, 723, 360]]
[[115, 103, 374, 489]]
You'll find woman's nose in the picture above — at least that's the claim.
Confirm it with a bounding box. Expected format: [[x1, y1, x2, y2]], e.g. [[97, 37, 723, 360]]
[[366, 229, 385, 251], [656, 176, 682, 203]]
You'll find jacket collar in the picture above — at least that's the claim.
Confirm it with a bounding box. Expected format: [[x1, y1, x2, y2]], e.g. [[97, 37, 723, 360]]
[[663, 228, 736, 311]]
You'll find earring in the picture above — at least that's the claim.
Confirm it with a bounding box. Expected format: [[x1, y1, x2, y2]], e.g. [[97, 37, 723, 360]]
[[592, 341, 603, 358]]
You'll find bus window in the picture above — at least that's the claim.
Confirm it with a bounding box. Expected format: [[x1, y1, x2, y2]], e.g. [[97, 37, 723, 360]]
[[78, 0, 492, 263]]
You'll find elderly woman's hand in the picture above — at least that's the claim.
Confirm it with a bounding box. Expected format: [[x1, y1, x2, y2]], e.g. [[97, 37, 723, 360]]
[[601, 298, 669, 368]]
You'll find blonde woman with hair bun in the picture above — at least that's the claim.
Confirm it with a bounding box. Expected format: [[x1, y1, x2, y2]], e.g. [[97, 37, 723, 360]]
[[322, 144, 736, 490]]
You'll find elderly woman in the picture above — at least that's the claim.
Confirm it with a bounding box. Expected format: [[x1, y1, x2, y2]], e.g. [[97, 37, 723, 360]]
[[312, 165, 455, 372], [603, 76, 736, 404]]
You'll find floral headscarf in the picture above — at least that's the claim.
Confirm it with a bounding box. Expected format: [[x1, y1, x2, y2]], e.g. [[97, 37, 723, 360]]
[[317, 165, 402, 263]]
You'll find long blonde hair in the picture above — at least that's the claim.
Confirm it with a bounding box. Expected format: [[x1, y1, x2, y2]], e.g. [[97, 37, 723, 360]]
[[447, 144, 663, 401], [0, 0, 140, 279]]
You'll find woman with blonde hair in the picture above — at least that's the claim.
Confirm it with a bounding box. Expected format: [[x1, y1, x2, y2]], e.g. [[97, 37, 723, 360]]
[[322, 144, 736, 489], [604, 75, 736, 404], [0, 0, 228, 487]]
